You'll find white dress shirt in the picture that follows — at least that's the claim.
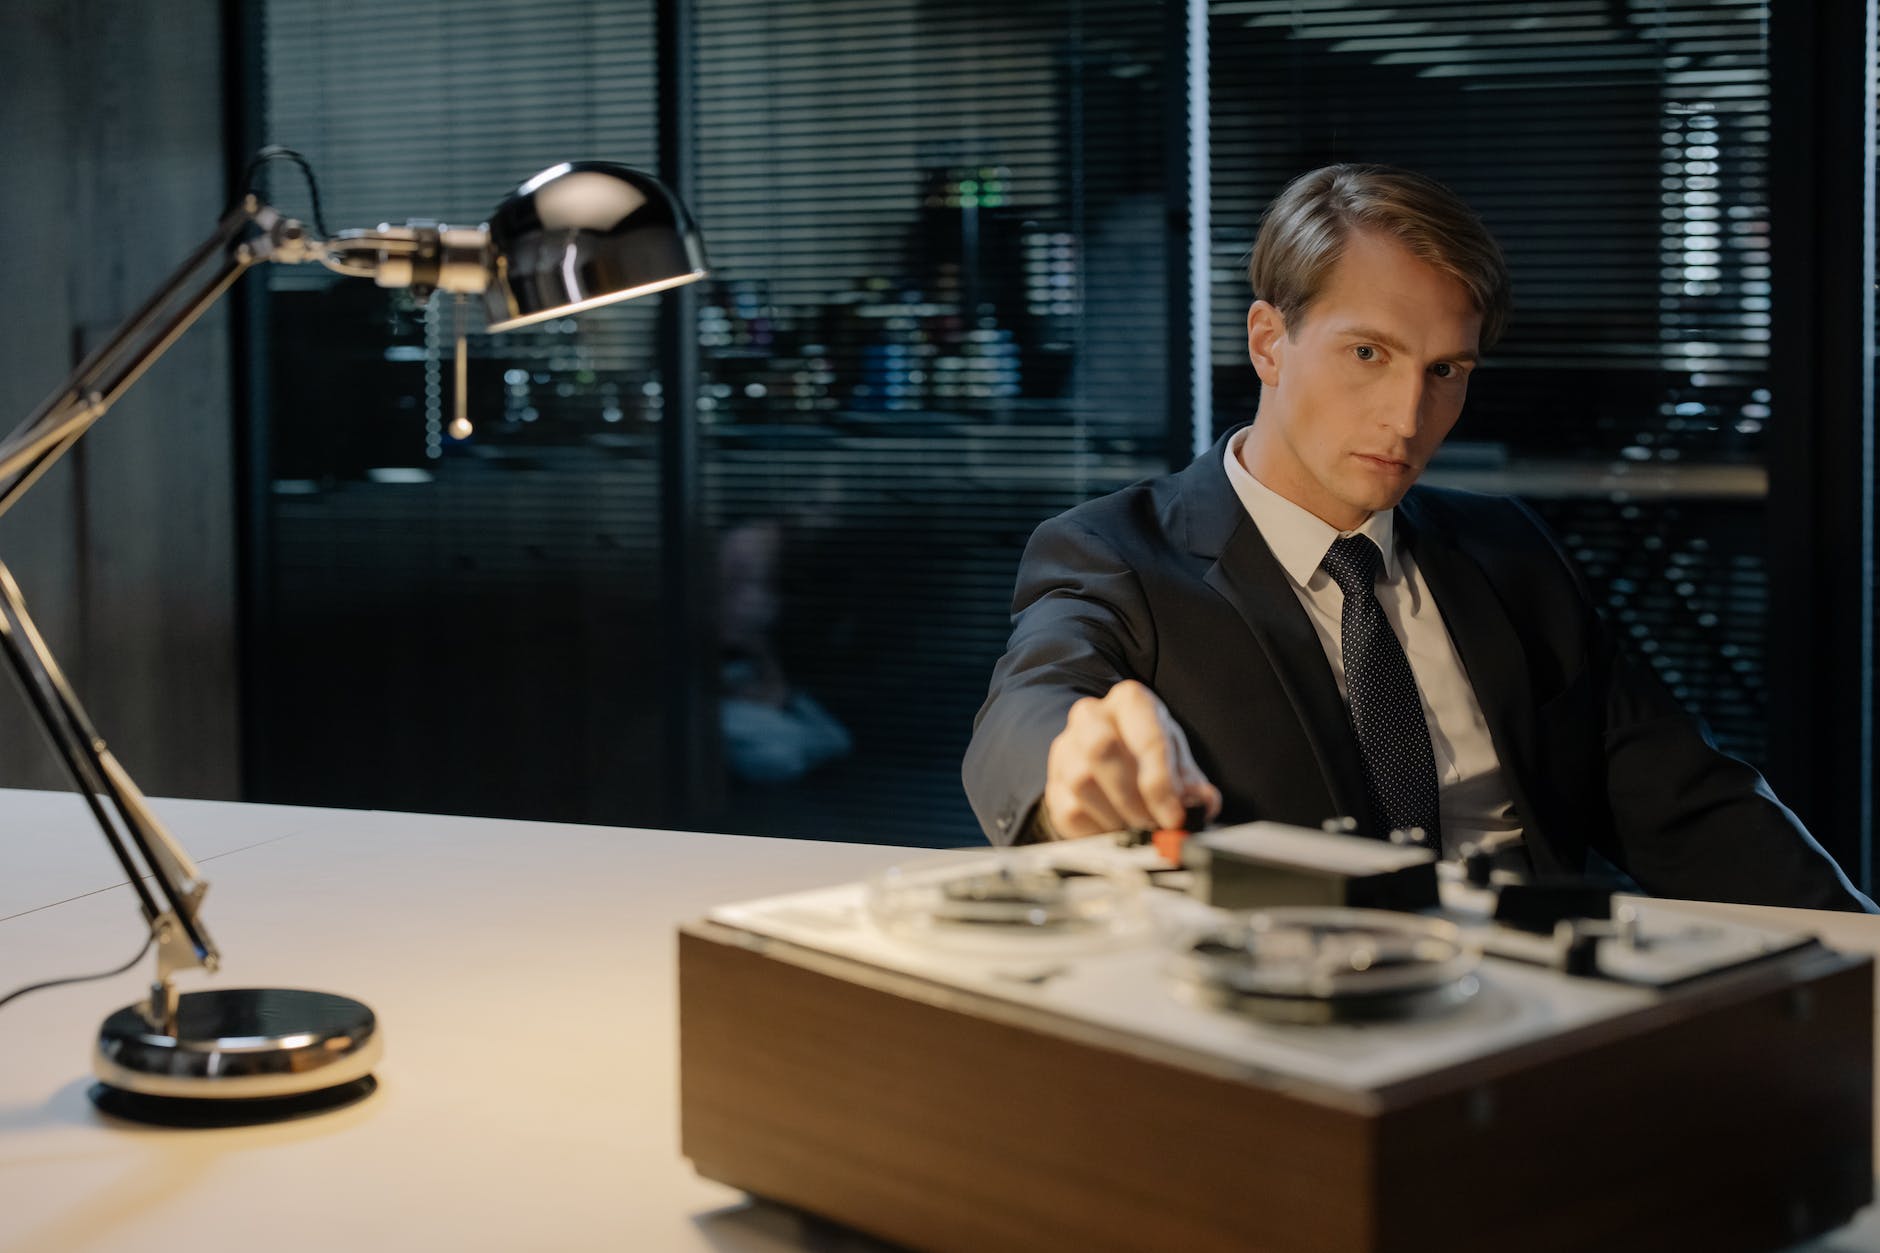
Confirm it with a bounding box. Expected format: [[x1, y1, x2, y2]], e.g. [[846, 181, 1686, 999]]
[[1222, 426, 1521, 854]]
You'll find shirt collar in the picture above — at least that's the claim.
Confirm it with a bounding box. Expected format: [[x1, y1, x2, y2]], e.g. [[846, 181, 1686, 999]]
[[1221, 424, 1399, 587]]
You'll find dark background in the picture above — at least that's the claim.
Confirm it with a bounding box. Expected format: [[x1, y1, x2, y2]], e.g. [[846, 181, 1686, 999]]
[[0, 1, 1870, 889]]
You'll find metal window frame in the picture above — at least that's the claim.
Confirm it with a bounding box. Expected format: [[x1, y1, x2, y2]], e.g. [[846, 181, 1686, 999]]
[[1766, 0, 1876, 890]]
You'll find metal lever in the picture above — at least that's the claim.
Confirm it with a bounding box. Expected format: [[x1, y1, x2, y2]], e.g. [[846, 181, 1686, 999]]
[[448, 293, 472, 440]]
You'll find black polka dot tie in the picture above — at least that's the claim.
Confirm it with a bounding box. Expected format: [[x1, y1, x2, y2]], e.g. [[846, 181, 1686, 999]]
[[1320, 535, 1440, 845]]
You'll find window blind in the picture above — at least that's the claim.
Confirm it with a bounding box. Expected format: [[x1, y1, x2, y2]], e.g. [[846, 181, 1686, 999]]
[[255, 0, 1173, 843], [255, 0, 670, 823], [692, 0, 1169, 844]]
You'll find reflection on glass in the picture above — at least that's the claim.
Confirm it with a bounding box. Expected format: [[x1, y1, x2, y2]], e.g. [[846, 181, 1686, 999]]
[[718, 519, 852, 784]]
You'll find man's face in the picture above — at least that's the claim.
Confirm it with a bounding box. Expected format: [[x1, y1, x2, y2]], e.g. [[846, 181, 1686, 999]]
[[1242, 228, 1483, 531]]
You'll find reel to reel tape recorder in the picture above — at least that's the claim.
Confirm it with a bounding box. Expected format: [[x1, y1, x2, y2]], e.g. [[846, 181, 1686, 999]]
[[679, 821, 1872, 1252]]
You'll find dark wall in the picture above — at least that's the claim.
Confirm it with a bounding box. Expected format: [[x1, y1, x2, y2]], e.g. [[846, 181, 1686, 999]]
[[0, 0, 239, 798]]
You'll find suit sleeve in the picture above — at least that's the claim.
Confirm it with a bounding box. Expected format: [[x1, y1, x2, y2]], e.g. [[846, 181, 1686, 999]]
[[1513, 501, 1877, 912], [962, 512, 1157, 845]]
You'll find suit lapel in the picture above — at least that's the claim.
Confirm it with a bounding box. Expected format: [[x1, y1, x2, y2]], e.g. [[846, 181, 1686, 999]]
[[1179, 439, 1547, 846], [1397, 492, 1546, 846], [1199, 507, 1372, 828]]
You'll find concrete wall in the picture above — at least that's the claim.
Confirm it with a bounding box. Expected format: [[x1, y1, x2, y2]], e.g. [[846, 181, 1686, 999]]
[[0, 0, 239, 798]]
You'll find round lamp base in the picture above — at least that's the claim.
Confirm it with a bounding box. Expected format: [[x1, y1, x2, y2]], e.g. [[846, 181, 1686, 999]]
[[91, 987, 380, 1127], [89, 1075, 377, 1127]]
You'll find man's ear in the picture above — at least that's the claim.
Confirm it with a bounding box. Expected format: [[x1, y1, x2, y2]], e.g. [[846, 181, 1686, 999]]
[[1247, 300, 1287, 387]]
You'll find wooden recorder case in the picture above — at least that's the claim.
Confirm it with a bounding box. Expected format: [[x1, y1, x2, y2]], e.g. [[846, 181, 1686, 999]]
[[680, 873, 1872, 1252]]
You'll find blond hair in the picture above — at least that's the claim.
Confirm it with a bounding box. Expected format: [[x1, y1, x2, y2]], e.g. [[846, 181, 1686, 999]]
[[1248, 164, 1511, 350]]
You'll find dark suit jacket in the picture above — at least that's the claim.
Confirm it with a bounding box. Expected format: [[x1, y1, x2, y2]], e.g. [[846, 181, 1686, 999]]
[[963, 425, 1874, 912]]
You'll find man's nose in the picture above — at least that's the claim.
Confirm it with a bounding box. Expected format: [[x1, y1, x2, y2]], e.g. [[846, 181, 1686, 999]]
[[1386, 374, 1426, 438]]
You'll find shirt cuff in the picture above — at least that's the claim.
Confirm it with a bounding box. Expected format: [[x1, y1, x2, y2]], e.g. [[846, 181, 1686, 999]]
[[1016, 797, 1059, 844]]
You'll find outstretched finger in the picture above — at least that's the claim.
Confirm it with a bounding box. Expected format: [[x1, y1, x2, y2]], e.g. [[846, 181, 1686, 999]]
[[1112, 703, 1187, 830], [1165, 727, 1222, 825]]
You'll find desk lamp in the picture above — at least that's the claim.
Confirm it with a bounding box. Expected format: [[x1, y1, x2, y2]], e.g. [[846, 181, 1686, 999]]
[[0, 159, 706, 1125]]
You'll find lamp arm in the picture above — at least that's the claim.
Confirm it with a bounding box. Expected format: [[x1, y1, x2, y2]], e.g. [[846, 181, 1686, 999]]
[[0, 558, 216, 1031], [0, 193, 478, 1029], [0, 201, 267, 518], [0, 195, 327, 1025], [0, 565, 167, 924], [0, 197, 444, 522]]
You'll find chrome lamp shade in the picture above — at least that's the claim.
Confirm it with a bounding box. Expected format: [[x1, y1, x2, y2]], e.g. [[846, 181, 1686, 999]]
[[483, 160, 708, 331]]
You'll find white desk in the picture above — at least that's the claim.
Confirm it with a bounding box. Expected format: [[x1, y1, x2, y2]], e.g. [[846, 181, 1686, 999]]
[[0, 791, 915, 1252], [0, 790, 1876, 1253]]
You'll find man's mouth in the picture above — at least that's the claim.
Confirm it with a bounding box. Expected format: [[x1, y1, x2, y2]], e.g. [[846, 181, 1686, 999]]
[[1354, 453, 1413, 473]]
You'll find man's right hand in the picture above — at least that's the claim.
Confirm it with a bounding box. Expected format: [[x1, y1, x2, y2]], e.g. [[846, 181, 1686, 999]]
[[1041, 680, 1222, 839]]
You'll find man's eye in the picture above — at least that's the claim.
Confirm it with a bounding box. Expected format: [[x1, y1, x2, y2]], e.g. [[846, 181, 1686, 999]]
[[1353, 345, 1377, 361], [1431, 362, 1453, 378]]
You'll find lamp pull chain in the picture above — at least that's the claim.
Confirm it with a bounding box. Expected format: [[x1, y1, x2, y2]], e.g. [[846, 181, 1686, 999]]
[[447, 293, 472, 440]]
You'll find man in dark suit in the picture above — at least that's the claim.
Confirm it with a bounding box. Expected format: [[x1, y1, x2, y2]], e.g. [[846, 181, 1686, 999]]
[[963, 164, 1872, 911]]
